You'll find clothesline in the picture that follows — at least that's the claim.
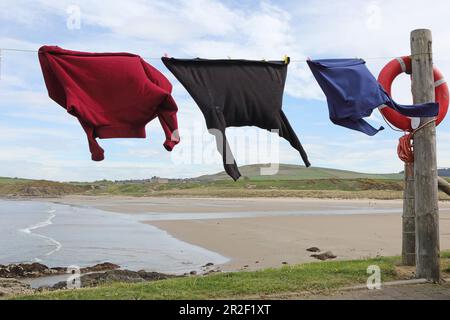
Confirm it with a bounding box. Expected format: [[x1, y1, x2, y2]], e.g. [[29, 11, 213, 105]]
[[0, 47, 448, 62]]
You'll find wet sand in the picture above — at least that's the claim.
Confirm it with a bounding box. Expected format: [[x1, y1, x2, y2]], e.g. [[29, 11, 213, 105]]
[[49, 196, 406, 214], [48, 196, 450, 271]]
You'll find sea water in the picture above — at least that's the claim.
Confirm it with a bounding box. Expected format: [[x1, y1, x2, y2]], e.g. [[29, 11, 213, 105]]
[[0, 200, 229, 273]]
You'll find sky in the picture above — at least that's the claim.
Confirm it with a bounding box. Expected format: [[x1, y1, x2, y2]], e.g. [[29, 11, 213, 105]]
[[0, 0, 450, 182]]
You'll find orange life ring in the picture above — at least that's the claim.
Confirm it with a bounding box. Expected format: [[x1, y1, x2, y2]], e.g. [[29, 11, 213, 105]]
[[377, 56, 449, 131]]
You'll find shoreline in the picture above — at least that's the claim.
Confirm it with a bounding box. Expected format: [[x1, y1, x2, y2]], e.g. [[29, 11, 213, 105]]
[[4, 196, 450, 272], [26, 196, 450, 271]]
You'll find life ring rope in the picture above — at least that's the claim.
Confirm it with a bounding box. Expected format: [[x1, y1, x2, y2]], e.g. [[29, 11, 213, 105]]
[[397, 120, 436, 163]]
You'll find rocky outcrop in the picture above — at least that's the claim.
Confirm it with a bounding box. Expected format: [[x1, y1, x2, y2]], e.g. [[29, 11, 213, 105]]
[[0, 278, 33, 297], [80, 263, 120, 274], [0, 262, 120, 279], [202, 262, 214, 268], [310, 251, 337, 261], [0, 263, 55, 279], [0, 180, 92, 198], [51, 269, 175, 290]]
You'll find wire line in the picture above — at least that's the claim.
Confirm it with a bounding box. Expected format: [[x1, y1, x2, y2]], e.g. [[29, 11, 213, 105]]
[[0, 47, 449, 63]]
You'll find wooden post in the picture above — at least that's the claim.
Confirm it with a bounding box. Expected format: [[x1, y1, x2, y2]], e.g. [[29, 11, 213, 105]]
[[411, 29, 441, 282], [402, 162, 415, 265]]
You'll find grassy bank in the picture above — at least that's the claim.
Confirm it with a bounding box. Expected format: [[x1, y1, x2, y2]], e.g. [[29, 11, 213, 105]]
[[14, 252, 450, 300], [2, 163, 449, 200], [84, 178, 407, 199], [2, 177, 450, 200]]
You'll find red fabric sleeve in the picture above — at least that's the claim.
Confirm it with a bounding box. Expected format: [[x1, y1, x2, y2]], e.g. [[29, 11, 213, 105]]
[[78, 119, 105, 161], [158, 95, 180, 151]]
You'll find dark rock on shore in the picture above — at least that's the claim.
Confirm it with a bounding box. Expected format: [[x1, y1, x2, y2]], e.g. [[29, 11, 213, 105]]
[[202, 262, 214, 268], [306, 247, 321, 253], [0, 263, 56, 279], [50, 267, 67, 273], [51, 269, 176, 290], [80, 262, 120, 273], [1, 263, 179, 295], [310, 251, 337, 261], [0, 262, 120, 279]]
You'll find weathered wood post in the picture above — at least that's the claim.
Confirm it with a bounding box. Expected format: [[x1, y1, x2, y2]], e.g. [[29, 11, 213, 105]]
[[402, 162, 415, 265], [411, 29, 441, 282]]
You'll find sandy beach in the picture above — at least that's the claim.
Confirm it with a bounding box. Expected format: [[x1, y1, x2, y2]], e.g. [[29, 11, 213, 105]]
[[46, 196, 450, 272]]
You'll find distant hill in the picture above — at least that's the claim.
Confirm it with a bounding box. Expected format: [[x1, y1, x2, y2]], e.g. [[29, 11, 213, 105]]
[[195, 164, 403, 181]]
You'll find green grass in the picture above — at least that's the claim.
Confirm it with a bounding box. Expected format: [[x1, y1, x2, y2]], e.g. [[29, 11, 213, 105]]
[[81, 178, 450, 200], [442, 251, 450, 273], [16, 256, 401, 300], [200, 178, 403, 191], [14, 251, 450, 300], [3, 177, 450, 200]]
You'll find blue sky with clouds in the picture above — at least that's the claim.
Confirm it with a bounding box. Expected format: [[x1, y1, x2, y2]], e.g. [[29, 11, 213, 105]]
[[1, 0, 450, 181]]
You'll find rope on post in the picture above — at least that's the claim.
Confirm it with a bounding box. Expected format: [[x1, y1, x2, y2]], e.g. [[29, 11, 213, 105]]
[[397, 119, 436, 163]]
